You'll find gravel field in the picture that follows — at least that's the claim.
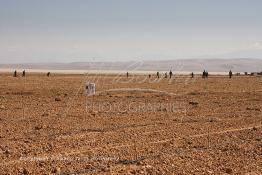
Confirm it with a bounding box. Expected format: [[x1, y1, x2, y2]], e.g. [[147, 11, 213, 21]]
[[0, 73, 261, 174]]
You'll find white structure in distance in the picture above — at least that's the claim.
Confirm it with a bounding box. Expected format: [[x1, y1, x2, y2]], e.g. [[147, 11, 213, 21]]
[[86, 82, 96, 96]]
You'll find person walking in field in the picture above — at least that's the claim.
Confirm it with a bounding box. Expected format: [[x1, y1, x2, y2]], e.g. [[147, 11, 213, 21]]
[[13, 70, 17, 77], [191, 72, 194, 78], [157, 72, 160, 79], [169, 70, 173, 79], [22, 70, 26, 77], [202, 70, 206, 78], [229, 70, 232, 78], [47, 72, 50, 77], [202, 70, 208, 78], [126, 72, 129, 78]]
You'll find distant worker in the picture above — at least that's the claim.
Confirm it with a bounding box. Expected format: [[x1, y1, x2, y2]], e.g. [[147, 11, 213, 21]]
[[157, 72, 160, 79], [165, 72, 168, 78], [47, 72, 51, 77], [126, 72, 129, 78], [22, 70, 26, 77], [191, 72, 194, 78], [169, 70, 173, 79], [229, 70, 232, 79], [13, 70, 17, 77], [202, 70, 206, 78], [202, 70, 209, 78], [148, 74, 151, 78]]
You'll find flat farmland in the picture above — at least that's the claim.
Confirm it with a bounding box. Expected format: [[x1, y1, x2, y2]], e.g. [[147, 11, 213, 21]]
[[0, 73, 261, 174]]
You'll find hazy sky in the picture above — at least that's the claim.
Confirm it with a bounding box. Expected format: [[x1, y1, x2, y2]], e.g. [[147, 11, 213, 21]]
[[0, 0, 262, 63]]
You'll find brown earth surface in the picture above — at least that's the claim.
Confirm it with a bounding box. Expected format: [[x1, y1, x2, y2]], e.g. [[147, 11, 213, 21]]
[[0, 73, 261, 174]]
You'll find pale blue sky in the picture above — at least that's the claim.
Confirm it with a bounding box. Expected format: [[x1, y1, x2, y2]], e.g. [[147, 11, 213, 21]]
[[0, 0, 262, 63]]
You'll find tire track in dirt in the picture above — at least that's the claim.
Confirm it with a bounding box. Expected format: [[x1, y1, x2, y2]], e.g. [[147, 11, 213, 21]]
[[1, 124, 261, 167]]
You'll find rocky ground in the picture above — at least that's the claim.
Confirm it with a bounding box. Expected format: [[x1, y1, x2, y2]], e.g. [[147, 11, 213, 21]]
[[0, 73, 261, 174]]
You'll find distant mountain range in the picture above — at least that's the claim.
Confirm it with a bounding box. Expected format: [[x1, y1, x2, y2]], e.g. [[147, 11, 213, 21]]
[[0, 58, 262, 72]]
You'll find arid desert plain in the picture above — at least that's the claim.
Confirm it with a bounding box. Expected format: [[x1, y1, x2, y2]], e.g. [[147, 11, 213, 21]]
[[0, 73, 261, 174]]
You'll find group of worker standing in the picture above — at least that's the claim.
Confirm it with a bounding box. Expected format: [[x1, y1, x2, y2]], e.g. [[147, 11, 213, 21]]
[[13, 70, 51, 77], [126, 70, 234, 79]]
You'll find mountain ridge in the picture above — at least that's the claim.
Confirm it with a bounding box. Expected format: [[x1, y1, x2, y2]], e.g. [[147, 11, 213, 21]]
[[0, 58, 261, 72]]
